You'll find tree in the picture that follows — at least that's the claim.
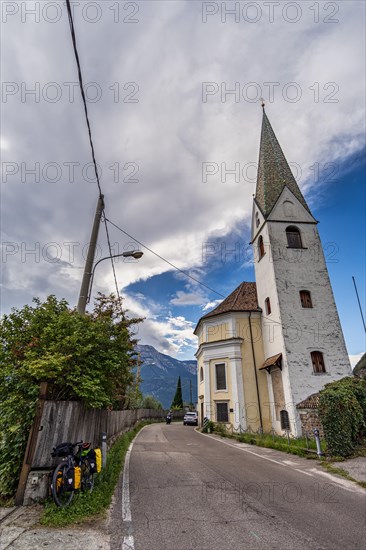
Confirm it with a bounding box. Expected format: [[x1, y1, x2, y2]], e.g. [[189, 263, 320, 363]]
[[171, 376, 183, 409], [141, 395, 163, 410], [0, 293, 143, 497]]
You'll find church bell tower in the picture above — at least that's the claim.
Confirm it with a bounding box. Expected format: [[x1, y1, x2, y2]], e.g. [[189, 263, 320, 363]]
[[251, 105, 352, 435]]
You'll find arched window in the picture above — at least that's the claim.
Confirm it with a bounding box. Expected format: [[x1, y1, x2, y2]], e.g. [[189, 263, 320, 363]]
[[265, 297, 271, 315], [258, 235, 265, 259], [200, 367, 204, 382], [256, 212, 260, 227], [311, 351, 326, 373], [300, 290, 313, 308], [286, 226, 303, 248]]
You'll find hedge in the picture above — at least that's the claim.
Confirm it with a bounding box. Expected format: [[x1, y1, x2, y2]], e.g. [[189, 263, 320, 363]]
[[319, 377, 366, 457]]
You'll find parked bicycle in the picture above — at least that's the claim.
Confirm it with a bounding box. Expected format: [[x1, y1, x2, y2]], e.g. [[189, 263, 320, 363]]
[[50, 441, 101, 507]]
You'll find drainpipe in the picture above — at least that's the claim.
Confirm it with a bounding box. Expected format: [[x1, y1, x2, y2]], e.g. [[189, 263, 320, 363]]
[[249, 312, 263, 431]]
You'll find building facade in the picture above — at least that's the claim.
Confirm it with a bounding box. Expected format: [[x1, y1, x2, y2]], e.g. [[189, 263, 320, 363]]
[[195, 108, 352, 436]]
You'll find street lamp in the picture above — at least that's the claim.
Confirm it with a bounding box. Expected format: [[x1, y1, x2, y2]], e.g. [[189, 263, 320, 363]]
[[86, 250, 144, 305]]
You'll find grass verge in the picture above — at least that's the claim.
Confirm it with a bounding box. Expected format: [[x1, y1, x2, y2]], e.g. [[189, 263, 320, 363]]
[[320, 461, 366, 489], [204, 427, 325, 458], [40, 421, 150, 527]]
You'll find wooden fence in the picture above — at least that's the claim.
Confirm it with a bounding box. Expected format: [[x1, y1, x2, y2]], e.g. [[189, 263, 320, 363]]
[[15, 398, 172, 504], [31, 401, 165, 468]]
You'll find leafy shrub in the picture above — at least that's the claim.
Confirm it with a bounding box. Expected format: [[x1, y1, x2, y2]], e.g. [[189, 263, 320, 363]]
[[0, 294, 142, 498], [202, 420, 215, 433], [319, 377, 366, 457], [214, 423, 228, 436], [141, 395, 163, 410]]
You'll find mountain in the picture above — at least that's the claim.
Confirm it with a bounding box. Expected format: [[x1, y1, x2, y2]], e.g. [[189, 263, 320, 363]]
[[136, 345, 197, 409]]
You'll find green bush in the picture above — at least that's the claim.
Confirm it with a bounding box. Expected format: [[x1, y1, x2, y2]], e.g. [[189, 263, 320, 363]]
[[141, 395, 163, 410], [319, 377, 366, 457], [0, 294, 142, 498], [202, 420, 215, 433], [214, 423, 228, 436]]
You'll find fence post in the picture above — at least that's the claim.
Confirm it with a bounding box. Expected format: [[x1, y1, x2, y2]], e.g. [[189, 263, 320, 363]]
[[101, 432, 107, 468]]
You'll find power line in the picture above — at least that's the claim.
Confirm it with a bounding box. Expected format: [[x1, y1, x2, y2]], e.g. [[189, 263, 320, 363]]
[[65, 0, 102, 199], [65, 2, 347, 343], [105, 217, 226, 299], [102, 209, 124, 317], [65, 0, 121, 307], [106, 219, 340, 339]]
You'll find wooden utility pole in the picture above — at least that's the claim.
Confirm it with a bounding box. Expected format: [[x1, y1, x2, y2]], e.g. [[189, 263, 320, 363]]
[[137, 352, 141, 382], [77, 195, 104, 314]]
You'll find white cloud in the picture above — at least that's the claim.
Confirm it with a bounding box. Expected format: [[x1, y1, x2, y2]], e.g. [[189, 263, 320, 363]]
[[122, 294, 197, 358], [1, 0, 365, 355], [170, 291, 206, 306], [202, 299, 223, 311], [349, 353, 365, 370]]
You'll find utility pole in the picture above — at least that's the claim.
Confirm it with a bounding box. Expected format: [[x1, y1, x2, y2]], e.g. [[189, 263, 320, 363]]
[[77, 195, 104, 314], [352, 276, 366, 333], [190, 378, 193, 410], [137, 352, 141, 385]]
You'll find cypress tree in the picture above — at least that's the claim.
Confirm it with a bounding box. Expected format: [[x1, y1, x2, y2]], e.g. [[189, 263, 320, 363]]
[[171, 376, 183, 409]]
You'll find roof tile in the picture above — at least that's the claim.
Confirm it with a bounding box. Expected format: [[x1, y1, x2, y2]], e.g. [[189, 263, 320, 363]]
[[200, 282, 260, 320]]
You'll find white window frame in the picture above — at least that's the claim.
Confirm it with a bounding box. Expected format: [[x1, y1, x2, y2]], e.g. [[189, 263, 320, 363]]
[[215, 362, 227, 392]]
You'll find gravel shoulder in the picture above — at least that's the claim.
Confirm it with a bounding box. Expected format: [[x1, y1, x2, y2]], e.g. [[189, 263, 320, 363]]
[[0, 505, 109, 550]]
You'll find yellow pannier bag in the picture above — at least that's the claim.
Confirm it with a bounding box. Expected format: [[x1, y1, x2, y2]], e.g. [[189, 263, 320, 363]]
[[74, 466, 81, 490], [95, 448, 102, 473]]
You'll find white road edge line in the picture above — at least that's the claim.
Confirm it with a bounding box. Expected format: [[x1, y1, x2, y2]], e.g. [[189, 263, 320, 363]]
[[121, 424, 149, 550], [197, 431, 365, 493]]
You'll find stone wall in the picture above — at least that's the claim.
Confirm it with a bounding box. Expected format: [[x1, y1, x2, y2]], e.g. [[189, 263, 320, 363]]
[[298, 409, 324, 438]]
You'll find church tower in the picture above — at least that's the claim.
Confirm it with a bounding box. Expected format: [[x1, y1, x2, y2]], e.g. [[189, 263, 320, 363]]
[[251, 106, 352, 435]]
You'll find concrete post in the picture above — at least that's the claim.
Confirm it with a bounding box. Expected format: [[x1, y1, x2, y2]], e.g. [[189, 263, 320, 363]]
[[101, 432, 107, 468]]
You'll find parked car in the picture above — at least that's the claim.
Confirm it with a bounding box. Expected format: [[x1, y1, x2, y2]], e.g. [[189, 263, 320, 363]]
[[183, 412, 198, 426]]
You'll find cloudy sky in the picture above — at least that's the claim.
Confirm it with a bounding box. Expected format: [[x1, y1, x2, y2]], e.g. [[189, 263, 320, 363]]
[[1, 1, 365, 364]]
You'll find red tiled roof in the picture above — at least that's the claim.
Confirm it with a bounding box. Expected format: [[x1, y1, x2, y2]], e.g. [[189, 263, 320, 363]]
[[296, 393, 320, 410], [201, 282, 260, 320]]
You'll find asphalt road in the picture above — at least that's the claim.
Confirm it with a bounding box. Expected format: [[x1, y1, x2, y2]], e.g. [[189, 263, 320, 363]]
[[110, 423, 366, 550]]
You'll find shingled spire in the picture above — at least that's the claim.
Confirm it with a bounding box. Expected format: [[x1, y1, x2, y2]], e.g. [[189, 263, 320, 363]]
[[255, 107, 311, 217]]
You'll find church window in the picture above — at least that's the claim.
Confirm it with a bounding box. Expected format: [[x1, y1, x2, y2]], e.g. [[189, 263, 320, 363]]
[[200, 367, 204, 382], [265, 297, 271, 315], [311, 351, 326, 374], [300, 290, 313, 308], [216, 402, 229, 422], [215, 363, 227, 390], [258, 235, 265, 259], [256, 212, 260, 227], [286, 226, 303, 248]]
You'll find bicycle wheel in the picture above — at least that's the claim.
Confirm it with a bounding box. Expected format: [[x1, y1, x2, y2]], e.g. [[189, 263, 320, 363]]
[[81, 459, 95, 493], [51, 462, 74, 507]]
